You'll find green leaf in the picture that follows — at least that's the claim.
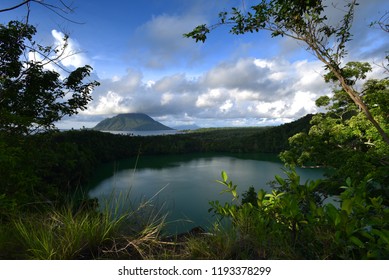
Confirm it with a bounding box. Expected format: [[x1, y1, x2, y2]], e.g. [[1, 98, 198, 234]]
[[274, 175, 285, 186], [341, 199, 353, 215], [349, 236, 364, 248], [325, 204, 339, 224], [371, 229, 389, 245], [221, 170, 228, 182], [215, 180, 227, 186], [346, 177, 352, 187], [231, 189, 237, 199], [257, 189, 266, 201]]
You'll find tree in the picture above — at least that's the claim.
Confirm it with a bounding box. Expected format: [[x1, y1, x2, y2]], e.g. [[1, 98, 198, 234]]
[[280, 63, 389, 189], [185, 0, 389, 145], [0, 21, 99, 135]]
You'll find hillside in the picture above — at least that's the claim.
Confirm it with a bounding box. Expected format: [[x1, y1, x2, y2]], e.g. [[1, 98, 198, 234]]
[[93, 113, 174, 131], [242, 114, 314, 153]]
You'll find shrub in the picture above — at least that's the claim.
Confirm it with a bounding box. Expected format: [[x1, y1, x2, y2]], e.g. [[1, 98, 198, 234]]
[[201, 169, 389, 259]]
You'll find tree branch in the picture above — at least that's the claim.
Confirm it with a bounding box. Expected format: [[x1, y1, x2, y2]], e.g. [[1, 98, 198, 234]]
[[0, 0, 31, 13]]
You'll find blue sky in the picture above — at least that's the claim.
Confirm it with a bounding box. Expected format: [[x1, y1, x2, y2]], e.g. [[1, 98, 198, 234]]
[[1, 0, 388, 128]]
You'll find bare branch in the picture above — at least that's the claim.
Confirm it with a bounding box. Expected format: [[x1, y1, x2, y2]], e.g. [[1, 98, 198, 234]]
[[0, 0, 31, 13], [0, 0, 84, 24]]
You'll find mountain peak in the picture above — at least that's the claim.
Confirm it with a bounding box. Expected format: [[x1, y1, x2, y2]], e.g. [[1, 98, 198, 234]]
[[93, 113, 173, 131]]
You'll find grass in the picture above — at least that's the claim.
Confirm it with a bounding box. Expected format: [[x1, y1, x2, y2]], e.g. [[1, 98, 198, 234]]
[[11, 188, 174, 260], [2, 188, 335, 260], [14, 204, 125, 259]]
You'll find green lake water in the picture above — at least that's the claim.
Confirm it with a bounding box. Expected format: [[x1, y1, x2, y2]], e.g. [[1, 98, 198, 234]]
[[88, 153, 326, 233]]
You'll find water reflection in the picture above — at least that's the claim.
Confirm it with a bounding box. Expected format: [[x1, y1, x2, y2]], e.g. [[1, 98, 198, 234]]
[[88, 153, 325, 233]]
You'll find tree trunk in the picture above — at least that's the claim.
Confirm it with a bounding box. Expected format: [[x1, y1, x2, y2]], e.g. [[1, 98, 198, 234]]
[[313, 51, 389, 145]]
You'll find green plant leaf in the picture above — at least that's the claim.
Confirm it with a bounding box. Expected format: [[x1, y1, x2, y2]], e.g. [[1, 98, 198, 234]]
[[349, 236, 365, 248], [215, 180, 227, 187], [346, 177, 352, 187], [221, 170, 228, 182], [371, 229, 389, 245], [231, 189, 238, 200], [341, 199, 353, 215], [274, 175, 285, 185]]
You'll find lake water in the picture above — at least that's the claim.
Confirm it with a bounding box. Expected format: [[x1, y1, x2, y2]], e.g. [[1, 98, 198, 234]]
[[88, 153, 326, 234]]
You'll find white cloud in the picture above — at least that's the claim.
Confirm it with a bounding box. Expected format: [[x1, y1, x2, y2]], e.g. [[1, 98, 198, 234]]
[[219, 99, 233, 113], [203, 58, 271, 90], [195, 88, 224, 108], [81, 56, 330, 127], [253, 100, 286, 118], [27, 30, 91, 81], [289, 91, 318, 116], [85, 91, 128, 115], [161, 93, 174, 105], [51, 30, 89, 68]]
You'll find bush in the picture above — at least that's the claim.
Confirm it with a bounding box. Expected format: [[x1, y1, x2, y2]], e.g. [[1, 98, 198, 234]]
[[197, 169, 389, 259]]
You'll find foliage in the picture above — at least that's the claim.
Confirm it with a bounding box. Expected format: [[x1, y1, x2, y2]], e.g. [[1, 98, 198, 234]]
[[281, 64, 389, 191], [201, 170, 389, 259], [0, 21, 99, 135], [0, 19, 99, 212]]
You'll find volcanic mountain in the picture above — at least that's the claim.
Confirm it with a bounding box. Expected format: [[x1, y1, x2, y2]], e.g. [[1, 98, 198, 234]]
[[93, 113, 174, 131]]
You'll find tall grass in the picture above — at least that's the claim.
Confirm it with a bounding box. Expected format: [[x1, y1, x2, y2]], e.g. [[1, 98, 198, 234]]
[[13, 188, 171, 259], [14, 204, 124, 259]]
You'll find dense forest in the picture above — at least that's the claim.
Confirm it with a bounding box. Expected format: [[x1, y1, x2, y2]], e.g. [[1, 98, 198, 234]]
[[1, 0, 388, 260]]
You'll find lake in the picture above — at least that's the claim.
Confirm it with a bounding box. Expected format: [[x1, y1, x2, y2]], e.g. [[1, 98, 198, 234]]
[[88, 153, 326, 234]]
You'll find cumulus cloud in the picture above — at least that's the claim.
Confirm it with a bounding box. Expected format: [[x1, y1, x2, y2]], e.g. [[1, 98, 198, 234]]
[[51, 30, 90, 69], [203, 58, 271, 90], [81, 56, 332, 127], [27, 30, 91, 79]]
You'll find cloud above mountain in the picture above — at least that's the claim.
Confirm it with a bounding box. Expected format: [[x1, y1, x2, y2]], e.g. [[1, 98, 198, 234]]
[[49, 0, 388, 129], [82, 56, 332, 127]]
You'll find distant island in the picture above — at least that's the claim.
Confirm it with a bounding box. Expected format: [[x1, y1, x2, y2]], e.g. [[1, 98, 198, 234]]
[[93, 113, 174, 131], [172, 124, 201, 130]]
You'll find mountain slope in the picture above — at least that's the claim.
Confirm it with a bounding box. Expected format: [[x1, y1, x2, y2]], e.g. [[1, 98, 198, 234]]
[[93, 113, 174, 131], [242, 114, 314, 153]]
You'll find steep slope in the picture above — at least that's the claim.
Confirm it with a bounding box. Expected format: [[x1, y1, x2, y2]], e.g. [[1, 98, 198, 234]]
[[93, 113, 174, 131]]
